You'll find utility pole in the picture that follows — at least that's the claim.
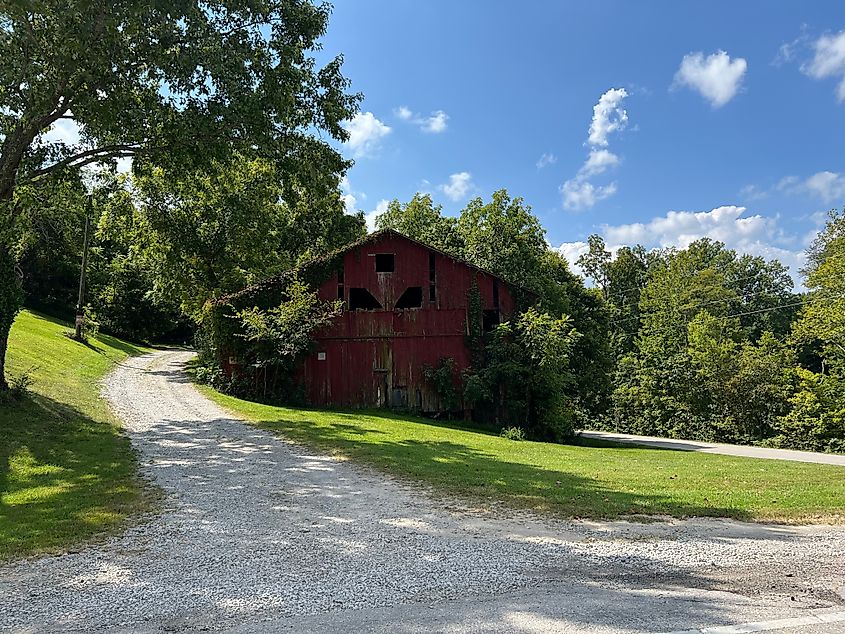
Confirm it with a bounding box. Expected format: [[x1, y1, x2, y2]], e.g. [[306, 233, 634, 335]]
[[74, 197, 91, 340]]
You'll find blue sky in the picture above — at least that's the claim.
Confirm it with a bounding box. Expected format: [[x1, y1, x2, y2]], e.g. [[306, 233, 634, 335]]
[[319, 1, 845, 283]]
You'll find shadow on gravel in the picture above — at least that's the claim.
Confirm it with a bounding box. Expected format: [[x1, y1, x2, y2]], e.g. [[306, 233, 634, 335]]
[[239, 415, 754, 522]]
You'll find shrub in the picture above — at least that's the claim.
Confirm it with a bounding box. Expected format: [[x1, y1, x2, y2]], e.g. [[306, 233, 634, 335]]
[[500, 426, 526, 441]]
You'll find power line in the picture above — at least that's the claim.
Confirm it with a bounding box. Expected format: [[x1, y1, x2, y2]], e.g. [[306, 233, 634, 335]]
[[609, 286, 802, 328], [617, 293, 844, 340]]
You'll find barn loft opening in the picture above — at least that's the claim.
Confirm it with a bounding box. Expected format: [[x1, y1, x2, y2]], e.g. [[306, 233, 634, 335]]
[[375, 253, 395, 272], [349, 287, 382, 310], [395, 286, 423, 309]]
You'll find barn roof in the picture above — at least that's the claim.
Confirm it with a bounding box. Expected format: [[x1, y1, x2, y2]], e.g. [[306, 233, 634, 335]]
[[217, 228, 534, 306]]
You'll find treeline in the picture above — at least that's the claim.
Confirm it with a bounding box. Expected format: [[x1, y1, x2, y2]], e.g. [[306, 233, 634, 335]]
[[3, 1, 840, 451], [14, 177, 845, 453]]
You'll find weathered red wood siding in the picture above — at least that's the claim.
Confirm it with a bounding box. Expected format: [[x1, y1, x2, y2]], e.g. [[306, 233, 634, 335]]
[[298, 233, 515, 410]]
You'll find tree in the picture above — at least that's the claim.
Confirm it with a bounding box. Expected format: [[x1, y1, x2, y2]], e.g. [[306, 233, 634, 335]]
[[0, 0, 358, 389], [375, 193, 462, 254], [479, 308, 580, 440], [456, 190, 548, 297]]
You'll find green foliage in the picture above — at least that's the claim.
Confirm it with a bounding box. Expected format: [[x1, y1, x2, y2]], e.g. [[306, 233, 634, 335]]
[[771, 370, 845, 453], [421, 357, 461, 412], [477, 308, 581, 441], [223, 279, 342, 400], [0, 0, 358, 388], [608, 238, 801, 444], [237, 279, 342, 365], [375, 193, 462, 254], [499, 426, 526, 441]]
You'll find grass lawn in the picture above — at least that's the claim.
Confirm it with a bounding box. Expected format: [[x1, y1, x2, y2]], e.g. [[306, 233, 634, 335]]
[[201, 387, 845, 523], [0, 310, 152, 560]]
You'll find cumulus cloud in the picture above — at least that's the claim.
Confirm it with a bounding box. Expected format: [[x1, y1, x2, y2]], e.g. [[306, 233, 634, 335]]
[[365, 199, 390, 232], [774, 171, 845, 203], [561, 88, 629, 210], [395, 106, 449, 133], [440, 172, 474, 202], [673, 50, 747, 107], [340, 175, 368, 215], [557, 205, 805, 283], [561, 180, 617, 210], [343, 112, 391, 157], [420, 110, 449, 133], [801, 171, 845, 203], [802, 30, 845, 101], [581, 149, 620, 178], [395, 105, 413, 120], [588, 88, 629, 147], [536, 153, 557, 169]]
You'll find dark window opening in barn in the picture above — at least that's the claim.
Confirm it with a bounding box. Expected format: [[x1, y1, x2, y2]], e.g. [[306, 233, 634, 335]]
[[395, 286, 423, 309], [375, 253, 395, 272], [337, 266, 344, 284], [349, 287, 382, 310], [337, 285, 344, 301], [492, 279, 499, 309], [483, 309, 500, 332], [429, 253, 436, 302]]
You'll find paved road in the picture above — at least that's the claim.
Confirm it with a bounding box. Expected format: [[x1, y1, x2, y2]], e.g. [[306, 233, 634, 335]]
[[578, 431, 845, 466], [1, 350, 843, 633]]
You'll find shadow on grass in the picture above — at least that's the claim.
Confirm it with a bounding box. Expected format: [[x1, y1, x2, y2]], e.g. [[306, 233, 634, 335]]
[[0, 392, 148, 560], [24, 310, 149, 358], [248, 407, 754, 522]]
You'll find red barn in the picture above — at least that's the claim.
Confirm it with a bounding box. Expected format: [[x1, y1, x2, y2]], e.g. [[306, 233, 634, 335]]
[[298, 229, 521, 411]]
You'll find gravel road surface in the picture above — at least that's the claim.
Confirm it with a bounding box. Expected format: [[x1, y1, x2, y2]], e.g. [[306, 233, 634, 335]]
[[1, 350, 843, 633], [578, 431, 845, 466]]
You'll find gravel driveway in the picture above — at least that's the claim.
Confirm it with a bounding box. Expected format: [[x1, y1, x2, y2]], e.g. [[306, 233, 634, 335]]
[[1, 350, 843, 633]]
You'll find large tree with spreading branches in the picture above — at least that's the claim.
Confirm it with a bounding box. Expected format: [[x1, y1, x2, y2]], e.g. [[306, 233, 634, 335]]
[[0, 0, 359, 390]]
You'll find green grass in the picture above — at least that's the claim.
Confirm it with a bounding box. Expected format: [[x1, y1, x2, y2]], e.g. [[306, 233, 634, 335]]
[[0, 310, 153, 559], [201, 386, 845, 523]]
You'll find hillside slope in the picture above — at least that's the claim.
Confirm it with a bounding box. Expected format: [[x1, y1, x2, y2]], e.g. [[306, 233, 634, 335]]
[[0, 311, 152, 559]]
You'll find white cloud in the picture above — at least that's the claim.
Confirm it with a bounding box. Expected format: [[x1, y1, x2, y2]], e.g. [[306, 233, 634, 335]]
[[588, 88, 629, 147], [739, 184, 768, 201], [561, 88, 629, 210], [420, 110, 449, 133], [802, 171, 845, 203], [673, 50, 747, 107], [561, 180, 617, 210], [775, 171, 845, 203], [342, 193, 357, 214], [556, 241, 591, 276], [340, 175, 368, 215], [536, 153, 557, 169], [440, 171, 474, 202], [803, 30, 845, 101], [580, 149, 620, 177], [365, 199, 390, 232], [395, 106, 450, 133], [557, 205, 806, 284], [342, 112, 391, 157]]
